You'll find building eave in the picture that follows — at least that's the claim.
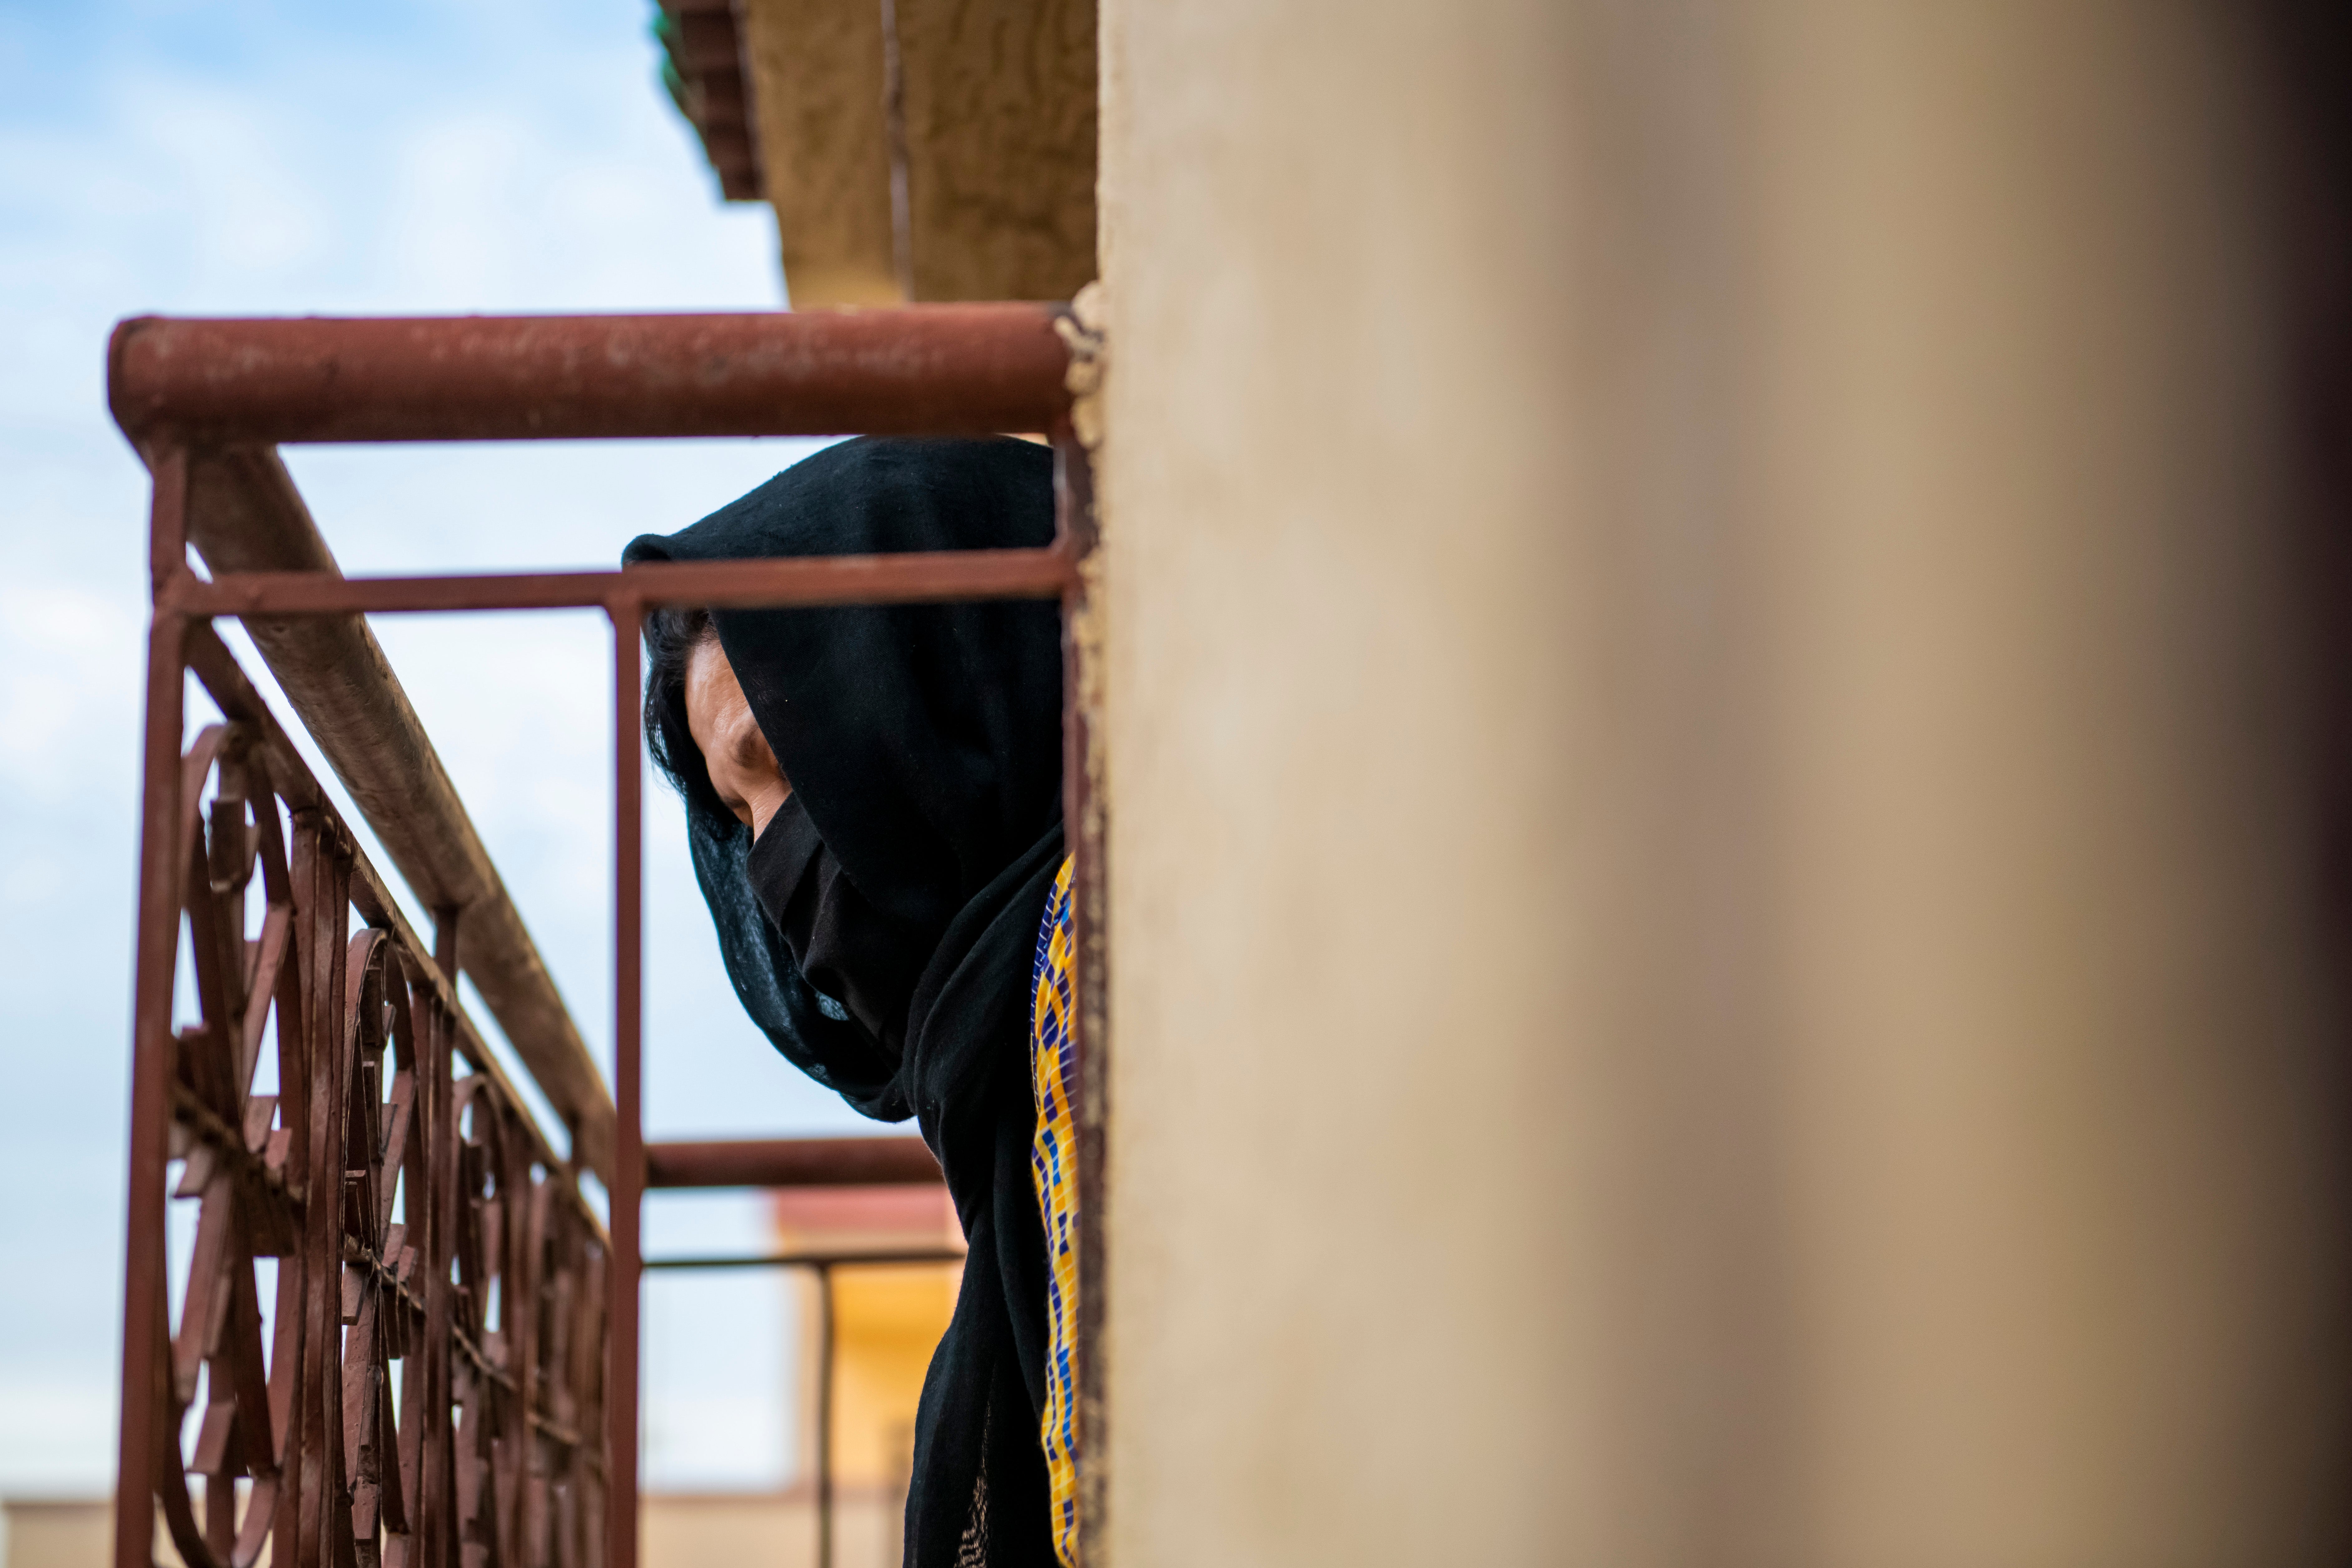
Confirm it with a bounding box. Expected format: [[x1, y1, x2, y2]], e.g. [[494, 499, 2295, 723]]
[[654, 0, 763, 202]]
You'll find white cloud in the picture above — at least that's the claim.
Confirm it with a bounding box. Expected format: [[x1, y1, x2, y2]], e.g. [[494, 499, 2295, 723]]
[[0, 0, 857, 1498], [108, 70, 335, 277], [0, 583, 146, 801]]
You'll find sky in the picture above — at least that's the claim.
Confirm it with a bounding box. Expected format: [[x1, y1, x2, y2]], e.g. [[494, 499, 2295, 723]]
[[0, 0, 875, 1504]]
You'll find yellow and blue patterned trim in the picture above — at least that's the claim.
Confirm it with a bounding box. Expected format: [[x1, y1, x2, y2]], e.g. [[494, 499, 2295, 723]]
[[1029, 857, 1080, 1568]]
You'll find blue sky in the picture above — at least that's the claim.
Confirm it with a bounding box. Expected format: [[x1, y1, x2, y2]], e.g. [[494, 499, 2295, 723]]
[[0, 0, 871, 1502]]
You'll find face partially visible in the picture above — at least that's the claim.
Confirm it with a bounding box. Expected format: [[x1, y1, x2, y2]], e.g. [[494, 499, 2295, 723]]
[[684, 636, 793, 838]]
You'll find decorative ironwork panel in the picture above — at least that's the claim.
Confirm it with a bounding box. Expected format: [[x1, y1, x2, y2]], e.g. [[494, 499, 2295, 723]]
[[144, 648, 606, 1568]]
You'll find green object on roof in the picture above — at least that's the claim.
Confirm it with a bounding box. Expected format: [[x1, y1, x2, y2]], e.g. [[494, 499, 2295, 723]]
[[651, 7, 691, 116]]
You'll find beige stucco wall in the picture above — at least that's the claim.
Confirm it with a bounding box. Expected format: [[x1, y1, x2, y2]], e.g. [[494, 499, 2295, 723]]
[[1097, 3, 2349, 1564], [2, 1501, 128, 1568], [638, 1488, 899, 1568], [736, 0, 1095, 306], [4, 1492, 895, 1568]]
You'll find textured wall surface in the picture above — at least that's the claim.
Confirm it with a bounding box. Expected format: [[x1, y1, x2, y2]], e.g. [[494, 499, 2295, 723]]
[[899, 0, 1097, 302], [739, 0, 898, 306], [1096, 3, 2352, 1563], [739, 0, 1094, 305]]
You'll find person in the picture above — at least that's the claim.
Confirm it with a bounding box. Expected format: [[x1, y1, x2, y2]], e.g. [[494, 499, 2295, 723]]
[[627, 437, 1079, 1568]]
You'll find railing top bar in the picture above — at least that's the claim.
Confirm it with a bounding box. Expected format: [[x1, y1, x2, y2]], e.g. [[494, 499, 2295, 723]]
[[161, 544, 1080, 619], [108, 303, 1076, 447]]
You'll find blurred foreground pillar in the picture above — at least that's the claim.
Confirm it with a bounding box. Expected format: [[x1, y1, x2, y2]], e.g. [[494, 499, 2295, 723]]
[[1099, 2, 2352, 1564]]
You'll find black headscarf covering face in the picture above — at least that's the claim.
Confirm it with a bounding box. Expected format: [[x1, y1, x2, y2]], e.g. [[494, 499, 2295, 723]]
[[626, 438, 1063, 1568], [749, 793, 942, 1058]]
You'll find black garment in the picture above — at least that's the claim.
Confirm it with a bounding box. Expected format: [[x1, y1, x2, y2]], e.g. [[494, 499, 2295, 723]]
[[747, 795, 940, 1058], [625, 438, 1064, 1568]]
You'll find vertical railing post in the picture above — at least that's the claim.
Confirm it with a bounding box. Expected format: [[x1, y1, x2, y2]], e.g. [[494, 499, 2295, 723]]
[[427, 908, 463, 1568], [116, 444, 191, 1568], [1053, 424, 1107, 1566], [605, 599, 645, 1568], [815, 1262, 836, 1568]]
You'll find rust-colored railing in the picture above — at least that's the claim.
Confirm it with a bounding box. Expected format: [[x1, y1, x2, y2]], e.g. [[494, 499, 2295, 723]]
[[145, 622, 612, 1568], [111, 305, 1105, 1568]]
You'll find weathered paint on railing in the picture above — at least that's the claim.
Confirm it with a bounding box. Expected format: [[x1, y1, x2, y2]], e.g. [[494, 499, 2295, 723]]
[[114, 306, 1101, 1568]]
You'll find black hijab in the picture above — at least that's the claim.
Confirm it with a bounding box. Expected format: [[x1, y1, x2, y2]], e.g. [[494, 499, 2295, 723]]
[[626, 437, 1063, 1567]]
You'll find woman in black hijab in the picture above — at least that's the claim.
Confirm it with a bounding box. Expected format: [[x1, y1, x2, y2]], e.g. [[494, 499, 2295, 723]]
[[626, 437, 1070, 1568]]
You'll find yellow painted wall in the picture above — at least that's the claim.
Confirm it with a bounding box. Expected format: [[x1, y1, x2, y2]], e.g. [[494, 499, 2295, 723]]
[[806, 1264, 960, 1488], [772, 1188, 961, 1502]]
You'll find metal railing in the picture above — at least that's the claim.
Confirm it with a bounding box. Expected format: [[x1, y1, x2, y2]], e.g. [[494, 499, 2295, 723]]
[[111, 306, 1106, 1568]]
